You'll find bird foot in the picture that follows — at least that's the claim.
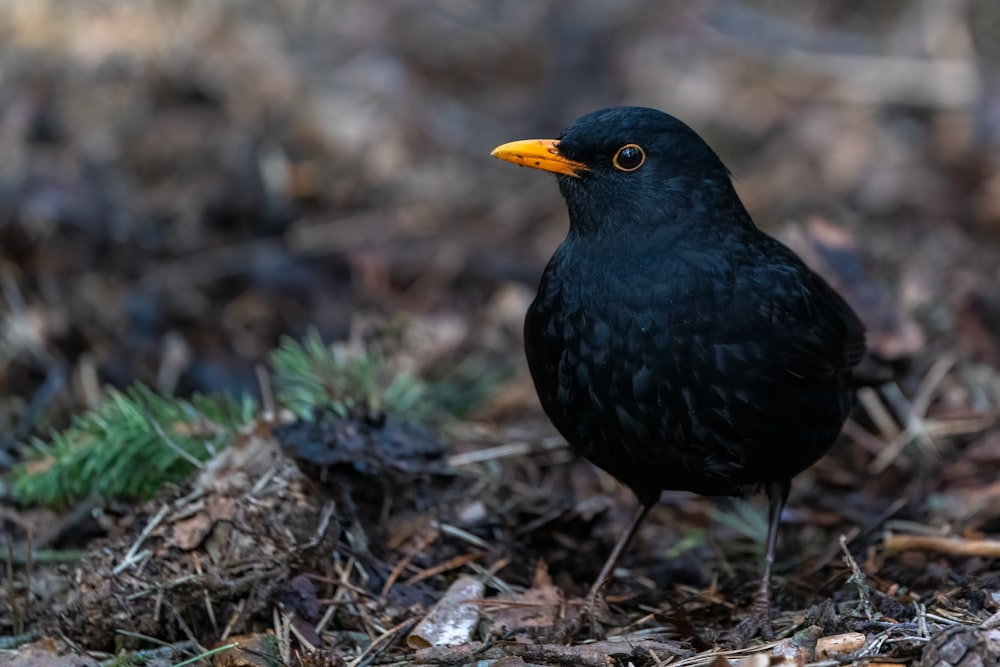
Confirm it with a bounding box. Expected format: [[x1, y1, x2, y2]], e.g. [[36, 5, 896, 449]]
[[723, 588, 774, 647], [550, 595, 607, 643]]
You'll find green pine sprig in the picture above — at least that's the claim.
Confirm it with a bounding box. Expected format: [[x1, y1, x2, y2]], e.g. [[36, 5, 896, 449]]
[[270, 330, 436, 421], [11, 385, 255, 508], [10, 329, 506, 509]]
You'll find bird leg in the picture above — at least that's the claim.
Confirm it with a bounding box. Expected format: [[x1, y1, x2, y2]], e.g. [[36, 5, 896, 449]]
[[727, 479, 790, 646], [555, 501, 652, 641]]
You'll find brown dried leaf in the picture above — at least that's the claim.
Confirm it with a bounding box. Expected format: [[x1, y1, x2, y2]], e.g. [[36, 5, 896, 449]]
[[169, 496, 237, 550], [484, 560, 563, 636]]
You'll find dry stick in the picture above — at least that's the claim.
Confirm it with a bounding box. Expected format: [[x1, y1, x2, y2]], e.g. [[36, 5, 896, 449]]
[[314, 602, 336, 637], [249, 463, 280, 497], [403, 552, 482, 586], [607, 613, 657, 639], [446, 437, 568, 467], [466, 555, 513, 595], [434, 521, 490, 549], [647, 646, 667, 667], [273, 606, 291, 664], [870, 356, 954, 473], [295, 499, 336, 551], [857, 630, 888, 658], [346, 617, 418, 667], [910, 354, 956, 422], [54, 630, 89, 658], [884, 534, 1000, 558], [288, 617, 319, 653], [115, 503, 169, 575], [926, 611, 968, 625], [856, 387, 901, 441], [982, 608, 1000, 630], [168, 601, 205, 653], [380, 527, 439, 600], [311, 573, 369, 598], [192, 552, 217, 634], [220, 598, 245, 642], [329, 556, 368, 637], [842, 417, 891, 456], [916, 602, 929, 639], [256, 362, 276, 419], [839, 534, 876, 621], [925, 413, 998, 439], [148, 415, 205, 469], [153, 589, 163, 626]]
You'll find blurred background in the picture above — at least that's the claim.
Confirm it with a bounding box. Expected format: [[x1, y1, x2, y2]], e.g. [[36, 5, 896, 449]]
[[1, 0, 999, 452]]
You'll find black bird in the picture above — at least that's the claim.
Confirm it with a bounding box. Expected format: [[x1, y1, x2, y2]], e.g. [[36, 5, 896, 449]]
[[491, 106, 865, 641]]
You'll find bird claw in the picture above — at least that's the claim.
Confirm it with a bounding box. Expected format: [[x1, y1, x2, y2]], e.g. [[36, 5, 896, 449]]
[[723, 616, 759, 649], [550, 596, 608, 643], [723, 589, 774, 647]]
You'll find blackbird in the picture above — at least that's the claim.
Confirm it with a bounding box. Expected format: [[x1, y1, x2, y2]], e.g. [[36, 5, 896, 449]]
[[491, 106, 866, 641]]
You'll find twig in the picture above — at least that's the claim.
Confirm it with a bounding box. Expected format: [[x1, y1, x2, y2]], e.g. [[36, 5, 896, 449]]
[[381, 527, 439, 600], [249, 462, 280, 497], [839, 534, 875, 621], [347, 617, 417, 667], [916, 602, 929, 639], [295, 499, 336, 551], [192, 552, 217, 634], [884, 533, 1000, 558], [167, 601, 205, 653], [403, 552, 482, 586], [856, 387, 900, 441], [433, 521, 489, 549], [446, 438, 568, 467], [256, 362, 276, 419], [870, 356, 955, 473], [465, 556, 514, 595], [148, 415, 205, 469], [911, 355, 956, 420], [982, 608, 1000, 630], [220, 598, 245, 642], [274, 606, 291, 664], [841, 417, 890, 456], [115, 504, 169, 574], [925, 612, 964, 626], [288, 614, 319, 653]]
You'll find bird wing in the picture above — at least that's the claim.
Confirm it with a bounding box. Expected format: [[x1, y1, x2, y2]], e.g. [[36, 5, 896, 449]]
[[753, 263, 866, 382]]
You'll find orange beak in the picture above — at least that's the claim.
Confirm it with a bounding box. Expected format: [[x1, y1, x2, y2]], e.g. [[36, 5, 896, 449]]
[[490, 139, 588, 178]]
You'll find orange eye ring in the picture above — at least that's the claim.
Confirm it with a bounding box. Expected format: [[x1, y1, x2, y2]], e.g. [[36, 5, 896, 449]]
[[613, 144, 645, 172]]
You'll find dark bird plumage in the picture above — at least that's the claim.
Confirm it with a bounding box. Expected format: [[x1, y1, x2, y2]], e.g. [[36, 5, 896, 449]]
[[492, 106, 866, 642]]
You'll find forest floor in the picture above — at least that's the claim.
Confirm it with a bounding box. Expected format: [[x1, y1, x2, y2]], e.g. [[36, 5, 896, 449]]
[[2, 2, 1000, 666]]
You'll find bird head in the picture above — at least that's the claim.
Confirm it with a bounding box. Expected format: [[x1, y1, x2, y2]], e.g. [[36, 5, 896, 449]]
[[492, 106, 749, 237]]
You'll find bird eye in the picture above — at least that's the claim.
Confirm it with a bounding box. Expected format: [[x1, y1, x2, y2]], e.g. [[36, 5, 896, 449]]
[[612, 144, 645, 172]]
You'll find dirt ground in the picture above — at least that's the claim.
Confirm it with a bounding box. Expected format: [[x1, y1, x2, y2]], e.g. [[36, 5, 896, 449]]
[[2, 2, 1000, 666]]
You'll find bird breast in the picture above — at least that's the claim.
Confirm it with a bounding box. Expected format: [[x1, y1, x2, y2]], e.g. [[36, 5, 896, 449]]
[[523, 237, 850, 499]]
